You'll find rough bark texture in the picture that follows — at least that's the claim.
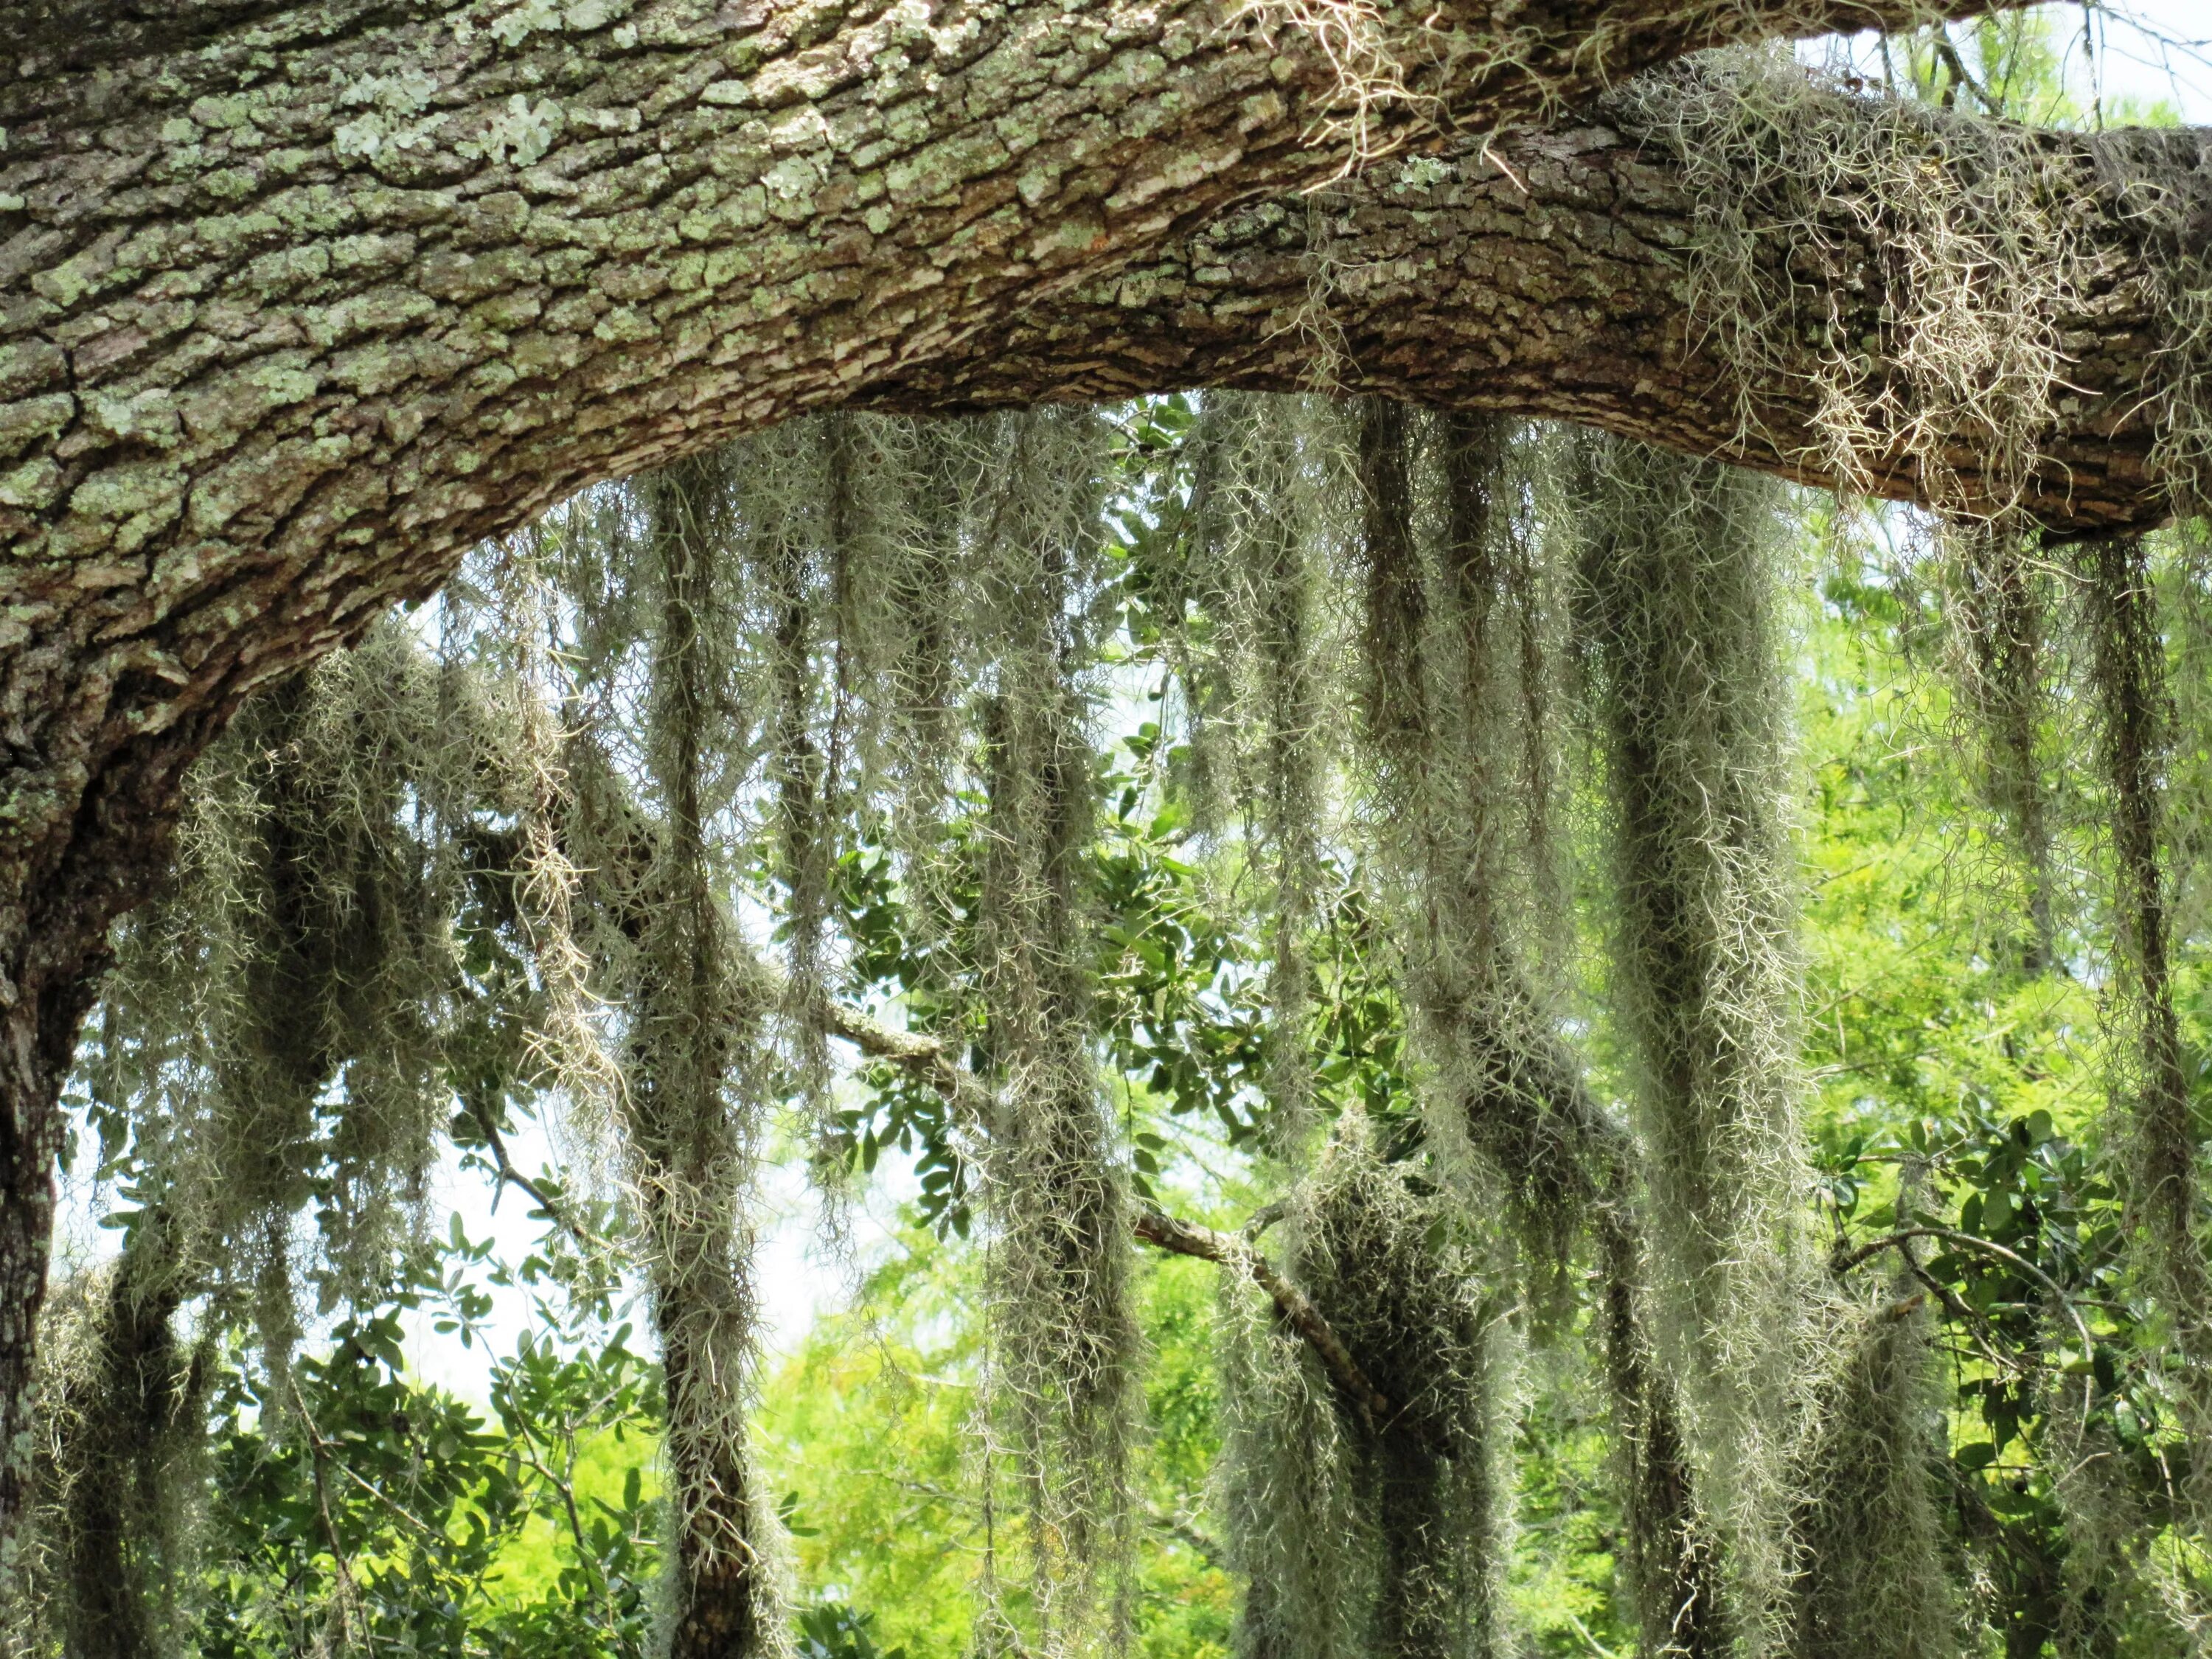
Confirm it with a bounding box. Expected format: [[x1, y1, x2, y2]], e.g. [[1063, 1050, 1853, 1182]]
[[0, 0, 2130, 1548], [881, 114, 2209, 537]]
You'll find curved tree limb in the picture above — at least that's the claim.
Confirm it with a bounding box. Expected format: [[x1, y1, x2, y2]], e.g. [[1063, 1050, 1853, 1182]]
[[875, 110, 2208, 537], [807, 988, 1418, 1437]]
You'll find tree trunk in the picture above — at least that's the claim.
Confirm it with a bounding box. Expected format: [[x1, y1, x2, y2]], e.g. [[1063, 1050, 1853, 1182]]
[[0, 0, 2152, 1541]]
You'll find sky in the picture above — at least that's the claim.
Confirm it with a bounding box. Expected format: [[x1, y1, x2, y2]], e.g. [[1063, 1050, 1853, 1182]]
[[49, 0, 2212, 1407], [1814, 1, 2212, 121]]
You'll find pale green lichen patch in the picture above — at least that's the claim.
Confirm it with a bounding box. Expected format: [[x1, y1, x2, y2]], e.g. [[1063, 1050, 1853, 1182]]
[[0, 394, 76, 456], [85, 390, 182, 449], [467, 94, 566, 168], [0, 458, 62, 512]]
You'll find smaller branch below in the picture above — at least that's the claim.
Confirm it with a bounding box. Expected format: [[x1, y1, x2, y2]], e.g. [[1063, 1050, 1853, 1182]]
[[1133, 1203, 1396, 1430], [799, 982, 1447, 1453], [463, 1096, 611, 1255]]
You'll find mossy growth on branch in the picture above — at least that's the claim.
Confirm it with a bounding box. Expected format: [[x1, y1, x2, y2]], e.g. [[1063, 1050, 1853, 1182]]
[[1221, 1113, 1513, 1659], [1789, 1273, 1961, 1659], [1613, 47, 2212, 518]]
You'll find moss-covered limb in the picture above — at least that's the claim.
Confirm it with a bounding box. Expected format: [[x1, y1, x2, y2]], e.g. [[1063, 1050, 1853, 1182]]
[[0, 19, 2170, 1510], [0, 0, 1950, 1088], [875, 95, 2205, 540]]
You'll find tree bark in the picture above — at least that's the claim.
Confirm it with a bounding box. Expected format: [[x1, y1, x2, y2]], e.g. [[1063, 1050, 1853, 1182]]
[[877, 108, 2210, 537], [0, 0, 2124, 1543]]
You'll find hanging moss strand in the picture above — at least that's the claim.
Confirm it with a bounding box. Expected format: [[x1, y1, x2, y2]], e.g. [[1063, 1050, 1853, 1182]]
[[630, 458, 782, 1659], [1950, 524, 2058, 967], [1576, 437, 1818, 1654], [1593, 1201, 1731, 1659], [2078, 534, 2212, 1437], [1355, 399, 1427, 771], [971, 410, 1136, 1653]]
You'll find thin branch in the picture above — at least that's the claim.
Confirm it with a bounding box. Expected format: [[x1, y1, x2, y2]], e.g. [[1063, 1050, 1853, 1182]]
[[291, 1382, 364, 1654], [809, 993, 995, 1126], [463, 1095, 612, 1254], [1146, 1506, 1226, 1568], [1834, 1225, 2097, 1422], [807, 989, 1435, 1448], [1130, 1201, 1403, 1433], [1933, 33, 2002, 111]]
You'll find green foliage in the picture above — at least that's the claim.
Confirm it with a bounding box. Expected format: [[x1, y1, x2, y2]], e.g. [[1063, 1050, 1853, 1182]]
[[195, 1276, 663, 1659]]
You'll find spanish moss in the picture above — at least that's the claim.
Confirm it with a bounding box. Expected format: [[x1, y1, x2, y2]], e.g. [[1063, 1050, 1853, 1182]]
[[620, 454, 788, 1659], [2076, 532, 2212, 1517], [1944, 520, 2060, 967], [970, 408, 1138, 1653], [1574, 434, 1820, 1652], [1222, 1113, 1512, 1659]]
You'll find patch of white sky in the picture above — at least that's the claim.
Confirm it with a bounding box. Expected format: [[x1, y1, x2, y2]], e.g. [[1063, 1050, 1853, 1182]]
[[53, 0, 2212, 1408], [1806, 1, 2212, 122]]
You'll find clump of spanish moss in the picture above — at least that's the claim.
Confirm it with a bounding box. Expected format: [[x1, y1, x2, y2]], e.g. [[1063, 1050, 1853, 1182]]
[[1353, 399, 1430, 775], [1334, 408, 1733, 1652], [605, 454, 790, 1659], [1573, 434, 1823, 1652], [1221, 1113, 1513, 1659], [27, 616, 544, 1655], [731, 422, 846, 1142], [14, 1215, 209, 1659], [1354, 407, 1582, 1269], [88, 619, 520, 1338], [1591, 1202, 1729, 1658], [965, 408, 1139, 1654], [1178, 392, 1353, 1149], [484, 532, 628, 1138], [1792, 1270, 1960, 1659], [1941, 520, 2061, 967], [2074, 533, 2212, 1523], [1610, 49, 2212, 520]]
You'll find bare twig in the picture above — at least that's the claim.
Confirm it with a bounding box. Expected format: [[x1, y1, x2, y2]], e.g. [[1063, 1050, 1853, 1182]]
[[1146, 1506, 1225, 1567], [462, 1095, 611, 1254], [1834, 1224, 2097, 1423], [291, 1382, 364, 1654]]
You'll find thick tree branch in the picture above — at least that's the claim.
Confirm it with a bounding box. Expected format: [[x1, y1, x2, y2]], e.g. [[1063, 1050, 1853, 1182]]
[[872, 108, 2210, 536], [0, 0, 2084, 1536], [1128, 1197, 1411, 1435]]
